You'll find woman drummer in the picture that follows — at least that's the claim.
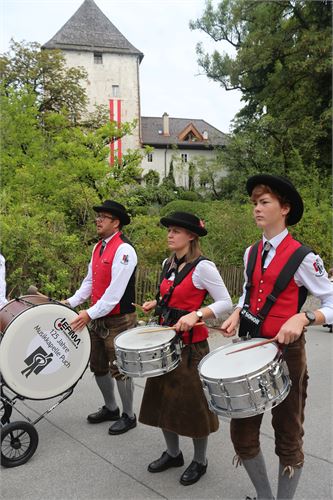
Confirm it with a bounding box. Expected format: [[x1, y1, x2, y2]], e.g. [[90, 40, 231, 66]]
[[139, 211, 232, 486]]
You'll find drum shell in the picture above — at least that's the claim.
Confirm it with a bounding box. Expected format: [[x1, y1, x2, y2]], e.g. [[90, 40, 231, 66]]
[[114, 328, 182, 378], [198, 343, 291, 419], [0, 295, 48, 333]]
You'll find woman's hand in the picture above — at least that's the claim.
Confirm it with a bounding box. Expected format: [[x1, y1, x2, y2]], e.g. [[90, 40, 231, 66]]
[[173, 311, 200, 332], [142, 299, 157, 313], [220, 308, 241, 337]]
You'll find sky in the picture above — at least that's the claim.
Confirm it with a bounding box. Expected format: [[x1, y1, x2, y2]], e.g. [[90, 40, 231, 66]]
[[0, 0, 243, 133]]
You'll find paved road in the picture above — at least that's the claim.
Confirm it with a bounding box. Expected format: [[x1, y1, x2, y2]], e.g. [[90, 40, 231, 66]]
[[1, 325, 332, 500]]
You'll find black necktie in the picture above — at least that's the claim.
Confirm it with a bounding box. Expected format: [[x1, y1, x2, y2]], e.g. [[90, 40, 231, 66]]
[[261, 241, 271, 271], [99, 239, 107, 256]]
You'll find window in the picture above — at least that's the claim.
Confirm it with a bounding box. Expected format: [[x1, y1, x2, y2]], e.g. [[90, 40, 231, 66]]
[[181, 153, 188, 163], [94, 52, 103, 64], [147, 153, 153, 162], [112, 85, 120, 98]]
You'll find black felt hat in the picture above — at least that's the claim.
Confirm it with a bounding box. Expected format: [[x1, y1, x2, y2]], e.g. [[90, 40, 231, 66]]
[[160, 211, 207, 236], [93, 200, 130, 225], [246, 174, 304, 225]]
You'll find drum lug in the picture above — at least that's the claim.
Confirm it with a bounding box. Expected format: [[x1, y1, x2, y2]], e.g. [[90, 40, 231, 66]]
[[258, 376, 273, 400]]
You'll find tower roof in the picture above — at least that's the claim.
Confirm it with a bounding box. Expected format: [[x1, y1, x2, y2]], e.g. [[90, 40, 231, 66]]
[[42, 0, 143, 61]]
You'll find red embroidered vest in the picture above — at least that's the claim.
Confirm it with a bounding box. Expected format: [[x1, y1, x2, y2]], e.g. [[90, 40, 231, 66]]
[[91, 232, 135, 316], [160, 269, 208, 344], [249, 234, 302, 338]]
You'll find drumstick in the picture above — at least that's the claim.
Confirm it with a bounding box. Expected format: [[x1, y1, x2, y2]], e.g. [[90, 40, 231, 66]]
[[27, 285, 49, 299], [226, 337, 277, 355], [209, 325, 228, 333], [137, 322, 205, 334], [132, 302, 145, 312]]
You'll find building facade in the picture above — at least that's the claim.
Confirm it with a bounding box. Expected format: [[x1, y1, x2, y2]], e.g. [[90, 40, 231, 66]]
[[43, 0, 227, 183], [43, 0, 143, 153]]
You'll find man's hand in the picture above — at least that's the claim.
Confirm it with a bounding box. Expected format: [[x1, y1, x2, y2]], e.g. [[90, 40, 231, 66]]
[[275, 313, 308, 344], [70, 310, 91, 332], [220, 308, 241, 337]]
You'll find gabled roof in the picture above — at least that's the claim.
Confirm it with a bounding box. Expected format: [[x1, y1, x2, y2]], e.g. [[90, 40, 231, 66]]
[[42, 0, 143, 61], [141, 117, 228, 149], [178, 123, 203, 142]]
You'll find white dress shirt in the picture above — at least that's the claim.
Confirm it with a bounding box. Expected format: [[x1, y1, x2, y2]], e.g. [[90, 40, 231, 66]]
[[165, 259, 233, 318], [0, 253, 8, 308], [237, 229, 333, 323], [68, 232, 137, 320]]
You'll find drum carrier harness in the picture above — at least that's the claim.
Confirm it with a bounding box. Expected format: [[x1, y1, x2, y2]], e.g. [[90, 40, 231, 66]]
[[155, 256, 208, 343], [239, 242, 312, 338]]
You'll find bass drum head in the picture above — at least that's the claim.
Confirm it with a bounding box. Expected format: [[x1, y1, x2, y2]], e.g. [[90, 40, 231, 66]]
[[199, 339, 278, 380], [115, 325, 176, 350], [0, 303, 91, 400]]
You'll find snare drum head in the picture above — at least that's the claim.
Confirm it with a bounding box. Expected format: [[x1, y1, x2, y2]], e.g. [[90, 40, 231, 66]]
[[115, 325, 176, 350], [0, 303, 91, 399], [200, 340, 278, 380]]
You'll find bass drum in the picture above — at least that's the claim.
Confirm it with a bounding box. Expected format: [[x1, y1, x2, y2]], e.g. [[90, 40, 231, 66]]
[[0, 296, 91, 400]]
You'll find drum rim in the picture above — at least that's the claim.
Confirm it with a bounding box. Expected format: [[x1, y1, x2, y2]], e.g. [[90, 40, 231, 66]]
[[198, 340, 280, 381], [114, 326, 177, 351], [0, 302, 91, 400], [0, 297, 75, 336]]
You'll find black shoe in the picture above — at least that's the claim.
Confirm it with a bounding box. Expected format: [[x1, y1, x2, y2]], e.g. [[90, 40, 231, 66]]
[[180, 460, 207, 485], [148, 451, 184, 473], [108, 413, 137, 435], [87, 406, 120, 423]]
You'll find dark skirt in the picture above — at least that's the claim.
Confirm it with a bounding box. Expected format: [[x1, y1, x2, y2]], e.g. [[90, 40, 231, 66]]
[[139, 340, 219, 438]]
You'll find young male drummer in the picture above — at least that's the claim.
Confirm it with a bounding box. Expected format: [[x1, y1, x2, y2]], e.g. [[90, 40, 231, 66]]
[[64, 200, 138, 435], [221, 174, 333, 499]]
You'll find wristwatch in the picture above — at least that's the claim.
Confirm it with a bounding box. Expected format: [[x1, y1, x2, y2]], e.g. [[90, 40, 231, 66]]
[[195, 310, 203, 320], [304, 311, 316, 325]]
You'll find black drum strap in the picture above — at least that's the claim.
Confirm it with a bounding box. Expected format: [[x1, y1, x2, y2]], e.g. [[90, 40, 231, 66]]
[[244, 241, 260, 308], [257, 245, 312, 320]]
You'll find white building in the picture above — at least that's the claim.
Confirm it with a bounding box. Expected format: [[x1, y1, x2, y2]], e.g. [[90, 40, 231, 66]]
[[141, 113, 228, 187], [43, 0, 227, 184], [43, 0, 143, 154]]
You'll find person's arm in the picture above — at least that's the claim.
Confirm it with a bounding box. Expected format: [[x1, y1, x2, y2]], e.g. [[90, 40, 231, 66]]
[[220, 247, 250, 336], [66, 261, 93, 308], [0, 254, 8, 307], [276, 253, 333, 344]]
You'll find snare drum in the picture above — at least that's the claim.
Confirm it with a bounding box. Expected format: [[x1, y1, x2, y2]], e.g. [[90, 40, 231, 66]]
[[198, 339, 291, 419], [0, 296, 91, 400], [114, 325, 182, 377]]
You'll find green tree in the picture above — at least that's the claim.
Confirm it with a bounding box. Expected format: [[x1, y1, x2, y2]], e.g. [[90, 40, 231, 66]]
[[191, 0, 332, 174]]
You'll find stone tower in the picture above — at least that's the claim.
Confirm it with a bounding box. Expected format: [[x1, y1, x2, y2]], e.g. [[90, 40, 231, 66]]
[[43, 0, 144, 156]]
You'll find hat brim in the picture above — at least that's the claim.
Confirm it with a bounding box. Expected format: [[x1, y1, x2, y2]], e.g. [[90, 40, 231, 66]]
[[160, 216, 207, 236], [246, 174, 304, 225], [93, 205, 130, 225]]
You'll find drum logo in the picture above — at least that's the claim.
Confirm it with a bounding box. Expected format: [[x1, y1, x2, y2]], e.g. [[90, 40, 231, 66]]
[[54, 318, 81, 349], [21, 346, 54, 378]]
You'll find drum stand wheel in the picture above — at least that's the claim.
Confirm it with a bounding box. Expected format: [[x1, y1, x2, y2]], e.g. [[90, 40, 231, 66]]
[[1, 421, 39, 467]]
